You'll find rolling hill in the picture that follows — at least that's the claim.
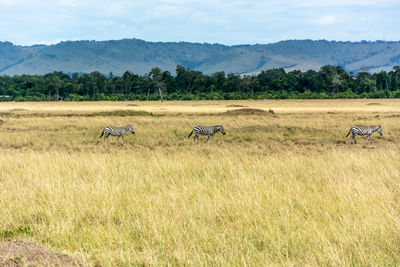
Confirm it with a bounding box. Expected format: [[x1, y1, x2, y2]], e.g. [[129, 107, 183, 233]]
[[1, 39, 400, 76]]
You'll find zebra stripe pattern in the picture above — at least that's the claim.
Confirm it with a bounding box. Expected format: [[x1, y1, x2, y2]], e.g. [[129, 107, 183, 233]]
[[188, 125, 226, 142], [346, 125, 382, 144], [100, 124, 135, 141]]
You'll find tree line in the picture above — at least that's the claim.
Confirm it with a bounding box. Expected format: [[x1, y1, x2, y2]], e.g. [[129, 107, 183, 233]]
[[0, 65, 400, 101]]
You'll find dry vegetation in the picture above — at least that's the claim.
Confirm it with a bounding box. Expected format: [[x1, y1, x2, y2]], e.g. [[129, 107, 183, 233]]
[[0, 240, 83, 266], [0, 99, 399, 266]]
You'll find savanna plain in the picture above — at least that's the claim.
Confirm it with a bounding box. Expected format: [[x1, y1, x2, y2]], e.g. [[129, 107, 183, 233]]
[[0, 99, 400, 266]]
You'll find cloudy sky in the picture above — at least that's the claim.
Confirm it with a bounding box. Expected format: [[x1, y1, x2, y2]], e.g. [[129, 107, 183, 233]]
[[0, 0, 399, 46]]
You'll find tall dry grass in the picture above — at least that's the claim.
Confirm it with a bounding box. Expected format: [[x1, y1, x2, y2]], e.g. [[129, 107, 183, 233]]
[[0, 100, 399, 266]]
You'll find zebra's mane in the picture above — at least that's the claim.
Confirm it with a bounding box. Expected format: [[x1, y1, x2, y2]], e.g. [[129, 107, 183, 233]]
[[118, 124, 132, 129]]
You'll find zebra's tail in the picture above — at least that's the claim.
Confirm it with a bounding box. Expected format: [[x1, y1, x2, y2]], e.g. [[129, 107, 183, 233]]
[[345, 130, 351, 137], [188, 130, 193, 138], [99, 129, 104, 138]]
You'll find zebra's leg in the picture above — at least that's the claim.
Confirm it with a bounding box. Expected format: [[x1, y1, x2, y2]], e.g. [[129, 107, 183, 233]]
[[122, 134, 125, 141], [105, 132, 109, 141], [194, 132, 199, 142], [116, 136, 120, 142], [205, 135, 210, 143], [211, 135, 214, 142], [352, 133, 357, 144], [369, 135, 372, 142]]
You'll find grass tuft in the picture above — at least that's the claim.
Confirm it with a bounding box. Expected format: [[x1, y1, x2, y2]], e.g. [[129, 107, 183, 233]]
[[222, 108, 267, 115], [0, 226, 33, 239], [88, 110, 156, 117]]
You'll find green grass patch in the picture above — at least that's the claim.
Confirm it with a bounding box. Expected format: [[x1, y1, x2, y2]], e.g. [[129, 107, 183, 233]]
[[0, 226, 33, 239]]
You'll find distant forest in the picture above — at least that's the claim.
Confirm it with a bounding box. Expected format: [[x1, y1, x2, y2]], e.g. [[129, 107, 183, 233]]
[[1, 65, 400, 101]]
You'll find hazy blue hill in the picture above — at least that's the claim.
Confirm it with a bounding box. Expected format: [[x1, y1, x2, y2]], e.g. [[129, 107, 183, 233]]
[[0, 42, 28, 73], [0, 39, 399, 75]]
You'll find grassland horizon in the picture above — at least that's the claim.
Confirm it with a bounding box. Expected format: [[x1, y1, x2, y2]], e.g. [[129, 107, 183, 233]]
[[0, 99, 399, 266]]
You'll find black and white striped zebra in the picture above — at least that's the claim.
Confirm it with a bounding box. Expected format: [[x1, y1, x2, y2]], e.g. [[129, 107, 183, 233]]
[[99, 124, 135, 141], [188, 125, 226, 142], [346, 125, 382, 144]]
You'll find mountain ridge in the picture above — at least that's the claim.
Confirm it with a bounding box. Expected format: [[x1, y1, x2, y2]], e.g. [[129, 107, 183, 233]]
[[1, 39, 400, 76]]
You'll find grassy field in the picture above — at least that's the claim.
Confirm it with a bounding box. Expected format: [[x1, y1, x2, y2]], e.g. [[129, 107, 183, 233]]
[[0, 99, 399, 266]]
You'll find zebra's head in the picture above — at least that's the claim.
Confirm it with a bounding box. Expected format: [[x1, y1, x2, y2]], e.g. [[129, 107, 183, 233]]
[[128, 124, 135, 134], [377, 125, 383, 135], [219, 125, 226, 135]]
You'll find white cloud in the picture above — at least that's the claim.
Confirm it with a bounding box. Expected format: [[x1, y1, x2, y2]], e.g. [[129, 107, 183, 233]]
[[315, 15, 336, 25], [0, 0, 14, 5], [0, 0, 399, 45], [288, 0, 398, 8]]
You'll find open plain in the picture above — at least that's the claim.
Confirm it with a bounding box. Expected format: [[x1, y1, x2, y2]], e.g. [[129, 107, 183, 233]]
[[0, 99, 399, 266]]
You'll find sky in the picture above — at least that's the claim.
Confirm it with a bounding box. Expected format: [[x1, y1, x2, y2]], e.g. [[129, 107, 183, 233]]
[[0, 0, 399, 46]]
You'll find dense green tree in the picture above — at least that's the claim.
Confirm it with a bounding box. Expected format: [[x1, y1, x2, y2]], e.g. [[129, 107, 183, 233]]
[[149, 67, 166, 101], [1, 65, 400, 101], [356, 72, 376, 93], [211, 71, 226, 92]]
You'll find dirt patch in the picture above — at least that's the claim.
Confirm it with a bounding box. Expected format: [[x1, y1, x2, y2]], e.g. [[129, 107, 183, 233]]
[[0, 240, 83, 266], [89, 110, 157, 117], [367, 103, 383, 105], [0, 119, 4, 124], [126, 104, 138, 106], [238, 125, 274, 133], [9, 109, 27, 112], [385, 114, 400, 118], [223, 108, 268, 116], [237, 124, 330, 137], [225, 104, 247, 108]]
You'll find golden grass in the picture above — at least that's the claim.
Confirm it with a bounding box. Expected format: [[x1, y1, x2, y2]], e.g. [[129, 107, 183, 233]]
[[0, 99, 400, 266], [0, 99, 399, 115]]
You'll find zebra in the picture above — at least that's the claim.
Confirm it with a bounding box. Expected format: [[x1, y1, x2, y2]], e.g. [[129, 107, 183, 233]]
[[345, 125, 383, 144], [99, 124, 135, 141], [188, 125, 226, 142]]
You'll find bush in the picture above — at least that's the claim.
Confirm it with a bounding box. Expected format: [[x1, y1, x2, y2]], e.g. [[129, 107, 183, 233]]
[[391, 90, 400, 98], [14, 96, 27, 102], [367, 90, 389, 98], [65, 94, 90, 101]]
